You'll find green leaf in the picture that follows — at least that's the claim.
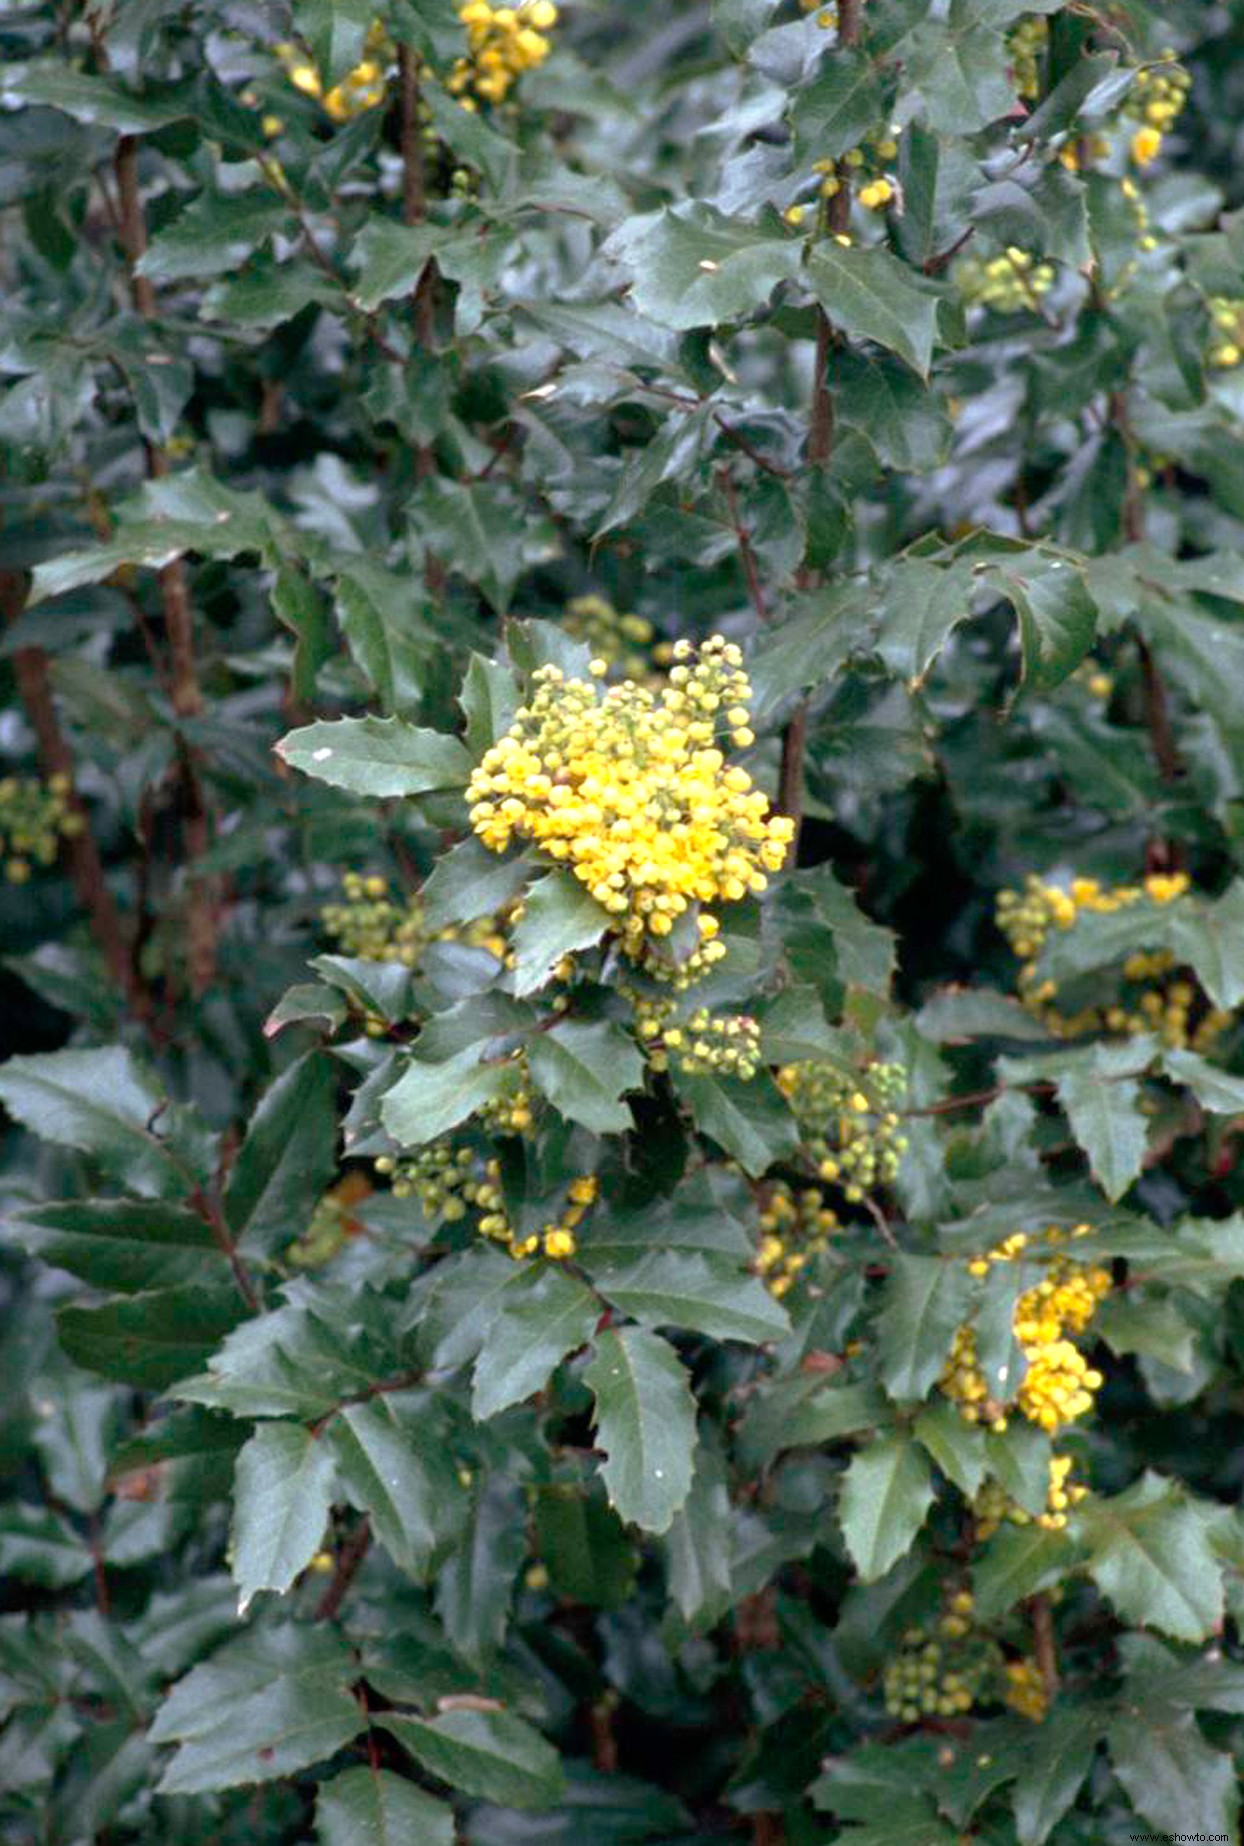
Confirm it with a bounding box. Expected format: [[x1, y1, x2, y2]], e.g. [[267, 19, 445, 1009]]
[[434, 1476, 525, 1659], [837, 1436, 934, 1583], [230, 1423, 336, 1615], [527, 1020, 644, 1135], [380, 1044, 509, 1150], [381, 1708, 565, 1810], [589, 1248, 790, 1345], [584, 1327, 697, 1534], [459, 653, 521, 757], [1108, 1711, 1239, 1842], [1055, 1061, 1147, 1201], [0, 1047, 194, 1200], [3, 64, 192, 132], [1012, 1709, 1103, 1846], [806, 243, 942, 376], [276, 717, 470, 798], [790, 49, 887, 162], [330, 1395, 466, 1576], [6, 1200, 216, 1293], [972, 1524, 1073, 1622], [1077, 1474, 1225, 1641], [595, 404, 713, 539], [837, 351, 951, 475], [347, 219, 457, 312], [983, 550, 1098, 692], [509, 870, 608, 996], [876, 558, 980, 684], [419, 838, 531, 933], [533, 1486, 638, 1610], [913, 1401, 988, 1497], [736, 1378, 889, 1470], [411, 477, 534, 615], [603, 204, 804, 332], [57, 1285, 249, 1391], [471, 1264, 599, 1420], [877, 1255, 975, 1402], [662, 1450, 733, 1628], [779, 864, 897, 993], [674, 1070, 798, 1176], [137, 192, 292, 284], [153, 1626, 364, 1794], [1162, 1048, 1244, 1114], [1168, 881, 1244, 1012], [316, 1768, 455, 1846], [295, 0, 373, 84], [224, 1053, 338, 1257]]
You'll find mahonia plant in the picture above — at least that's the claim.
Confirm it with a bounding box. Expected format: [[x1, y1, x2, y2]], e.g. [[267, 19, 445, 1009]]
[[3, 1, 1244, 1844]]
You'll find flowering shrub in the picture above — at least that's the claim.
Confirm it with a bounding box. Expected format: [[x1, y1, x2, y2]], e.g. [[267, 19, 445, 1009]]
[[3, 2, 1244, 1843]]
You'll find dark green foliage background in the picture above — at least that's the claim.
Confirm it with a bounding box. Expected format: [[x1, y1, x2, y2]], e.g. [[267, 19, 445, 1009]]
[[4, 1, 1244, 1842]]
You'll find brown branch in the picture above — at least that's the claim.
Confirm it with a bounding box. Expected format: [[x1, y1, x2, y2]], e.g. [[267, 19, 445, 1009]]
[[190, 1186, 260, 1313], [114, 134, 221, 993], [718, 466, 768, 623], [315, 1517, 373, 1622], [1108, 390, 1183, 792], [398, 45, 427, 228], [1, 571, 146, 1011], [589, 1695, 619, 1774], [1031, 1594, 1059, 1699]]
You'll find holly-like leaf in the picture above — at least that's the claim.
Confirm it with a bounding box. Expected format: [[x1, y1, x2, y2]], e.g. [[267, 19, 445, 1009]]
[[972, 1524, 1073, 1622], [471, 1264, 599, 1420], [316, 1768, 455, 1846], [533, 1486, 638, 1610], [275, 717, 470, 798], [7, 1200, 217, 1294], [58, 1286, 249, 1391], [380, 1709, 565, 1810], [527, 1019, 644, 1135], [330, 1394, 466, 1576], [584, 1327, 697, 1534], [224, 1053, 338, 1258], [603, 203, 804, 332], [807, 243, 942, 376], [877, 1255, 975, 1402], [0, 1047, 196, 1200], [1012, 1709, 1104, 1846], [1077, 1474, 1225, 1641], [230, 1423, 336, 1615], [589, 1248, 790, 1345], [838, 1436, 934, 1582], [380, 1044, 509, 1150], [509, 870, 608, 996], [674, 1070, 798, 1176], [1108, 1710, 1239, 1843]]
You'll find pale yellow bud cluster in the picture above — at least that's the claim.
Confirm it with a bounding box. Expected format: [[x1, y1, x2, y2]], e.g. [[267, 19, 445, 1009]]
[[285, 1173, 372, 1268], [973, 1452, 1088, 1541], [321, 873, 508, 972], [1008, 15, 1048, 103], [882, 1591, 1049, 1726], [755, 1180, 839, 1298], [1208, 298, 1244, 371], [957, 247, 1054, 314], [376, 1142, 478, 1218], [276, 20, 392, 121], [0, 771, 82, 884], [376, 1144, 595, 1260], [449, 1, 557, 109], [1122, 55, 1191, 165], [468, 637, 793, 980], [997, 871, 1229, 1050], [776, 1060, 907, 1203], [942, 1226, 1110, 1436], [563, 595, 658, 683]]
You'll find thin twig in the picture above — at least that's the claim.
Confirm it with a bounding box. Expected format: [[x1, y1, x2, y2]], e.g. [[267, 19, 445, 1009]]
[[315, 1517, 373, 1622], [718, 466, 768, 622], [190, 1187, 260, 1313], [1031, 1594, 1059, 1698]]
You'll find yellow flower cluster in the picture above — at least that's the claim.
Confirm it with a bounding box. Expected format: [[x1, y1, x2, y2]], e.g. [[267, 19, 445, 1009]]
[[941, 1227, 1110, 1435], [0, 772, 82, 884], [784, 125, 899, 231], [480, 1168, 597, 1260], [776, 1061, 907, 1203], [756, 1181, 839, 1298], [1004, 1658, 1049, 1723], [1122, 55, 1191, 167], [563, 596, 659, 683], [974, 1452, 1087, 1541], [468, 637, 793, 980], [798, 0, 838, 29], [277, 21, 391, 121], [1208, 298, 1244, 371], [449, 1, 558, 109], [996, 872, 1230, 1051], [957, 247, 1054, 314]]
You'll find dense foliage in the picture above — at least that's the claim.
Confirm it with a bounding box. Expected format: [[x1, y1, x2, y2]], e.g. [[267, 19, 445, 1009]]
[[5, 0, 1244, 1840]]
